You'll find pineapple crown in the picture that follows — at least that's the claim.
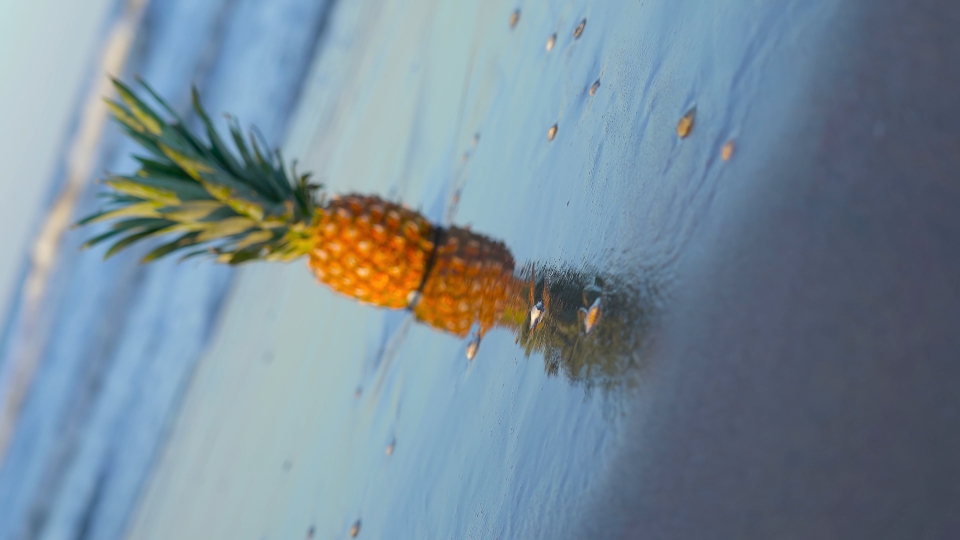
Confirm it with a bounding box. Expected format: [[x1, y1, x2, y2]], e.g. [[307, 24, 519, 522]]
[[75, 78, 322, 264]]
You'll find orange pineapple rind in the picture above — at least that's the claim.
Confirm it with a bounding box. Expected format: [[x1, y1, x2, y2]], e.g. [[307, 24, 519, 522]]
[[413, 226, 518, 338], [309, 194, 434, 309]]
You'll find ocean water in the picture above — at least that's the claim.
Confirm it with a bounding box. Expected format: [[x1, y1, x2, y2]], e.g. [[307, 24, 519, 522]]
[[0, 0, 333, 538]]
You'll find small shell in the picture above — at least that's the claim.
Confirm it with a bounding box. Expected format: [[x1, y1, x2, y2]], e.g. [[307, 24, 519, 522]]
[[573, 19, 586, 39], [350, 520, 361, 537], [466, 335, 481, 360], [547, 124, 558, 141], [580, 297, 602, 333], [509, 9, 520, 29], [721, 140, 735, 161], [546, 33, 556, 51], [589, 79, 600, 96], [385, 440, 395, 456], [677, 108, 696, 138], [529, 301, 546, 331]]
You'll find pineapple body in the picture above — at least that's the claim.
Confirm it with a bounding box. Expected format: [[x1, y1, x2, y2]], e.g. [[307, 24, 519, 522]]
[[79, 79, 538, 346], [309, 194, 435, 309], [413, 226, 519, 338], [307, 195, 522, 336]]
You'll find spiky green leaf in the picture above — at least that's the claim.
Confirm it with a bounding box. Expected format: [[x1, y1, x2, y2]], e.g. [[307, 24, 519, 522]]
[[105, 178, 180, 205], [195, 217, 258, 242], [103, 224, 171, 259], [113, 79, 164, 135], [159, 200, 226, 222], [81, 228, 128, 250], [75, 202, 163, 227], [141, 231, 203, 262], [76, 77, 323, 263]]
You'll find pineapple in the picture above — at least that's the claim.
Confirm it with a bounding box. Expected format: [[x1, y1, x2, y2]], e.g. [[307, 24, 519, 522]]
[[78, 79, 319, 266], [79, 79, 642, 386], [78, 79, 519, 326]]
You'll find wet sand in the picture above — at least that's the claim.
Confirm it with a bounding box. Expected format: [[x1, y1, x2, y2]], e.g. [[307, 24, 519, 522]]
[[126, 0, 960, 538], [582, 1, 960, 537]]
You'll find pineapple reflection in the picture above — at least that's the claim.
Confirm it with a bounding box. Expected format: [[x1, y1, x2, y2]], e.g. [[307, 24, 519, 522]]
[[409, 225, 653, 387], [513, 266, 651, 387], [77, 79, 652, 388]]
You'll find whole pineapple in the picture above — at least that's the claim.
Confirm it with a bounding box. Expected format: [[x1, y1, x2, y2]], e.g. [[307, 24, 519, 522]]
[[79, 79, 520, 332], [79, 79, 647, 386]]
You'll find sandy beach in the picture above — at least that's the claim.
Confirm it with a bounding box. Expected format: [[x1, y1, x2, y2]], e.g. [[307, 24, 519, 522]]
[[127, 0, 960, 538], [2, 0, 957, 538]]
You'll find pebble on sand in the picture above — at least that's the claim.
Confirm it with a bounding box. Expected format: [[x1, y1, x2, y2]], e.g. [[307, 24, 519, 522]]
[[721, 140, 735, 161], [466, 334, 481, 360], [573, 19, 586, 39], [677, 108, 696, 138]]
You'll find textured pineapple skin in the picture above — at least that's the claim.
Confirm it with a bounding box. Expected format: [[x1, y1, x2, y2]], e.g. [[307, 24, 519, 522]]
[[308, 194, 523, 336], [308, 194, 435, 308], [413, 226, 518, 338]]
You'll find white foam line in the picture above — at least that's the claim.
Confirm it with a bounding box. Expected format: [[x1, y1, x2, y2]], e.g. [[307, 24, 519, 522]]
[[0, 0, 149, 463]]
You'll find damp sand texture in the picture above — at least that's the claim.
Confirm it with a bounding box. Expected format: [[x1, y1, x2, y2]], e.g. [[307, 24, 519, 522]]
[[127, 1, 960, 539]]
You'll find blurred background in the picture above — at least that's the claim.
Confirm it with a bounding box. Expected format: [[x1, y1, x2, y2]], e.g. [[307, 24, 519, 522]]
[[0, 0, 333, 537], [2, 0, 959, 539]]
